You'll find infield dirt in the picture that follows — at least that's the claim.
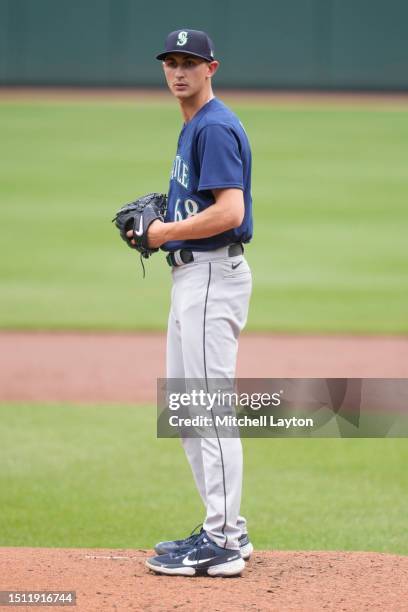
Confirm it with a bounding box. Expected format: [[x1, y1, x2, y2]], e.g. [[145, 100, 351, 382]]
[[1, 331, 407, 404], [1, 547, 408, 611]]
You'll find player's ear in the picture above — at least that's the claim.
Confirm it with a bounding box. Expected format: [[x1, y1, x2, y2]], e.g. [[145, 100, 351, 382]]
[[207, 60, 219, 78]]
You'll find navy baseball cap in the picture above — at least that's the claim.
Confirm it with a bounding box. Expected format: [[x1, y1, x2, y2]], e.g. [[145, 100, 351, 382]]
[[156, 29, 215, 62]]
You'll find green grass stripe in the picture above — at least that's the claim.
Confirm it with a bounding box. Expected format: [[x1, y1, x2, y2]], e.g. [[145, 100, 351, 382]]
[[1, 403, 407, 553], [1, 101, 407, 332]]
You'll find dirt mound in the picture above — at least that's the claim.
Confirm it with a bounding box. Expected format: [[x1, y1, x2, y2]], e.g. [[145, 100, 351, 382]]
[[1, 547, 407, 611]]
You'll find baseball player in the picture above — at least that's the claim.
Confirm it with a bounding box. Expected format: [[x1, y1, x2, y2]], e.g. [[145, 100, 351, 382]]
[[128, 29, 254, 577]]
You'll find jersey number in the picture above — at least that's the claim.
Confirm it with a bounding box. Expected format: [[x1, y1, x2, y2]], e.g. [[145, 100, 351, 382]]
[[174, 198, 199, 222]]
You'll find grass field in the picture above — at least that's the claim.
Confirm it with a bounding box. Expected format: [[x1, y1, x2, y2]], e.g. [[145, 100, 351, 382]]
[[1, 403, 407, 554], [1, 98, 407, 333]]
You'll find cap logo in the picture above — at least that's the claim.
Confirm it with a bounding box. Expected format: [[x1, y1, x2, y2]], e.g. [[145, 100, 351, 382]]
[[176, 31, 188, 46]]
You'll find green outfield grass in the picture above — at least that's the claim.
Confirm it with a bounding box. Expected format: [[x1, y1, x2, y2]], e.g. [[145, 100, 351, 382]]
[[1, 99, 407, 332], [1, 403, 407, 554]]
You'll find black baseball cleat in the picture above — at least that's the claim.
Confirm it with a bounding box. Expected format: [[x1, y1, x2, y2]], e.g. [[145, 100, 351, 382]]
[[147, 531, 246, 577], [154, 523, 204, 556], [154, 525, 254, 560]]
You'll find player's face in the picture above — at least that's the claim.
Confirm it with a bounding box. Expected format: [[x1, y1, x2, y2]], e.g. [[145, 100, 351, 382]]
[[162, 54, 218, 99]]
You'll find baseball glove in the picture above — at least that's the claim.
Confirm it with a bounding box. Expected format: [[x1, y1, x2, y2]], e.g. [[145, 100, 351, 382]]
[[112, 192, 167, 259]]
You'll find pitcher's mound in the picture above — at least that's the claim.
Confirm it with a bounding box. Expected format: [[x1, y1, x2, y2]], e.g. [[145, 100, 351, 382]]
[[1, 548, 407, 611]]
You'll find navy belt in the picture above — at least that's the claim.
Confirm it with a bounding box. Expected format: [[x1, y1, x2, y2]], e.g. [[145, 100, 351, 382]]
[[166, 243, 244, 267]]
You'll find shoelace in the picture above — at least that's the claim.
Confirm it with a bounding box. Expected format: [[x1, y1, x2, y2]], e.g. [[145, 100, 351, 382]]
[[182, 523, 203, 546], [171, 524, 203, 557], [189, 530, 208, 565]]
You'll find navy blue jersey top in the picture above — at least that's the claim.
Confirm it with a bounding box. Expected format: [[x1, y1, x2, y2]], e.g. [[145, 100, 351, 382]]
[[162, 97, 253, 252]]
